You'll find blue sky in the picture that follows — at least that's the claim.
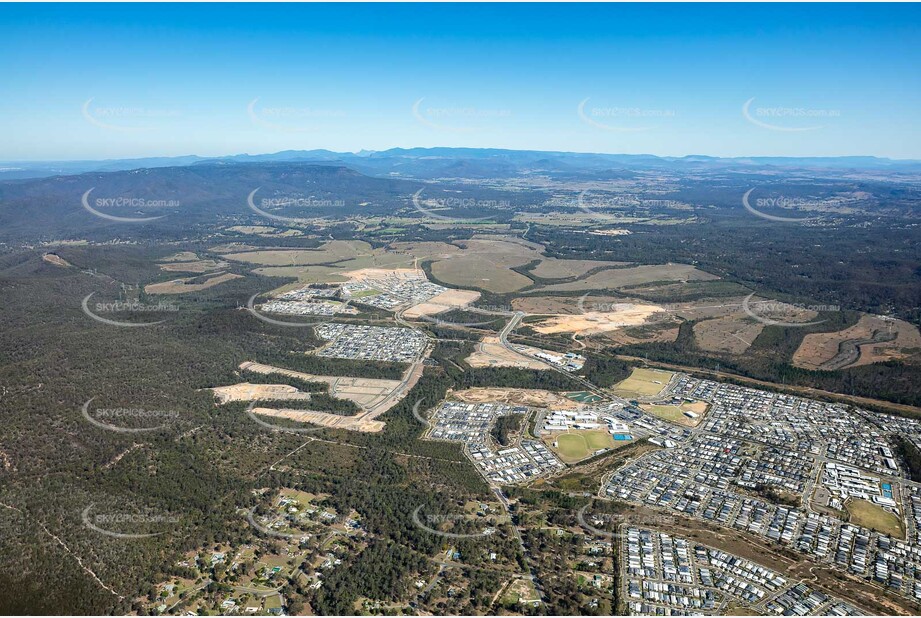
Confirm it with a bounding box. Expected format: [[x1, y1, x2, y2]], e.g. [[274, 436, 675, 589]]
[[2, 3, 920, 160]]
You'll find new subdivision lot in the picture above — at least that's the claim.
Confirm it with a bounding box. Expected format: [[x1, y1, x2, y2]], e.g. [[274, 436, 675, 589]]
[[314, 323, 427, 362]]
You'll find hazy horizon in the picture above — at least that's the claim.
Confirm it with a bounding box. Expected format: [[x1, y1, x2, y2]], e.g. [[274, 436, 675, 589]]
[[5, 146, 921, 166], [2, 3, 920, 160]]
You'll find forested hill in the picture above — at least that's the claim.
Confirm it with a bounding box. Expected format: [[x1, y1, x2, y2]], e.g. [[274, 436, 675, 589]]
[[0, 163, 420, 242]]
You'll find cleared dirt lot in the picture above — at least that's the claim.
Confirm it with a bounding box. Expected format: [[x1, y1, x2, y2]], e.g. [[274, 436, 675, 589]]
[[243, 251, 415, 286], [159, 259, 227, 273], [692, 315, 765, 354], [665, 296, 755, 320], [145, 272, 243, 294], [682, 296, 824, 354], [249, 408, 385, 432], [531, 304, 665, 335], [452, 387, 581, 409], [599, 324, 680, 347], [210, 383, 313, 404], [42, 253, 72, 268], [223, 361, 425, 433], [465, 336, 550, 370], [513, 296, 588, 315], [344, 266, 418, 281], [513, 295, 680, 346], [793, 314, 921, 370], [240, 361, 402, 411], [403, 288, 481, 318]]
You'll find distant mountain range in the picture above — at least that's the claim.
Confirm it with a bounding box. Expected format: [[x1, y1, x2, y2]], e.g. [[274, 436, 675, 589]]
[[0, 163, 425, 241], [3, 147, 921, 181], [2, 147, 919, 243]]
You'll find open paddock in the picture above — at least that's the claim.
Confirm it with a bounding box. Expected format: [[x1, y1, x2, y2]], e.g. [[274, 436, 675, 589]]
[[145, 272, 243, 294], [535, 263, 718, 292], [527, 258, 631, 280], [159, 259, 227, 273], [223, 240, 371, 266], [693, 315, 765, 355], [431, 255, 533, 293], [159, 251, 200, 262]]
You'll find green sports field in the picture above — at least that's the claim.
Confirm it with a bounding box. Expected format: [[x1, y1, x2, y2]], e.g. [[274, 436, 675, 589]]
[[550, 430, 616, 463], [612, 367, 675, 398]]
